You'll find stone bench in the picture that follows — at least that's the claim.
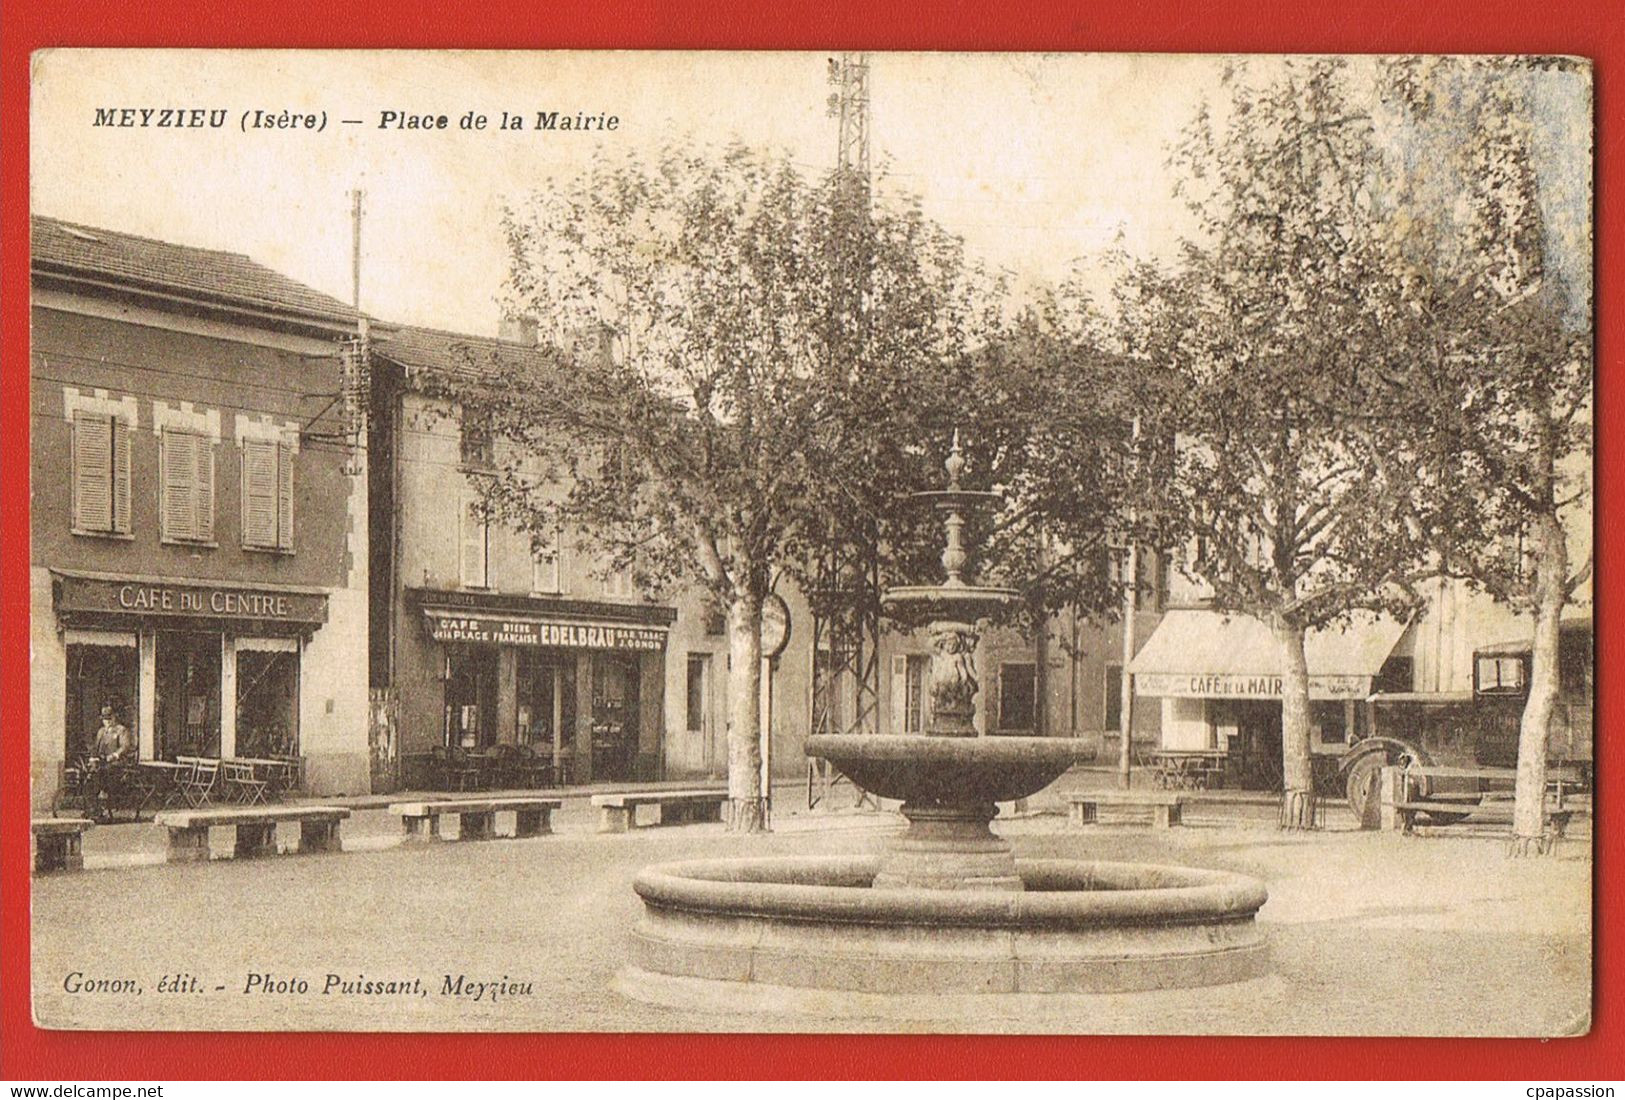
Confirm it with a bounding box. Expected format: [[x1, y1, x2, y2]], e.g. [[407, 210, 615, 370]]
[[388, 798, 562, 843], [33, 817, 94, 873], [153, 806, 350, 863], [591, 790, 727, 833], [1068, 791, 1188, 829]]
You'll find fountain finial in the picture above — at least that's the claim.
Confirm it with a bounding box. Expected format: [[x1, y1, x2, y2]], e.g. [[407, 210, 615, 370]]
[[945, 429, 965, 490]]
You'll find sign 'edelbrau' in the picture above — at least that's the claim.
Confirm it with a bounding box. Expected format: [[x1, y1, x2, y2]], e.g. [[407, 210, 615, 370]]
[[425, 615, 666, 651]]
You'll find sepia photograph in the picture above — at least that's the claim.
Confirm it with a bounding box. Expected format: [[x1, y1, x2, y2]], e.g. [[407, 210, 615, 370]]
[[26, 48, 1593, 1037]]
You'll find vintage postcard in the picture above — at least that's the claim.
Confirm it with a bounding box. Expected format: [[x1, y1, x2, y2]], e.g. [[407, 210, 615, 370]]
[[27, 49, 1593, 1035]]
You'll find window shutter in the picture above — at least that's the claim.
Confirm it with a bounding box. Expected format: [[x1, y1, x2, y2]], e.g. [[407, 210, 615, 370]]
[[461, 500, 487, 587], [277, 441, 295, 550], [72, 412, 114, 532], [241, 440, 277, 548], [111, 417, 131, 534], [193, 434, 214, 542], [890, 655, 908, 735], [161, 430, 197, 541]]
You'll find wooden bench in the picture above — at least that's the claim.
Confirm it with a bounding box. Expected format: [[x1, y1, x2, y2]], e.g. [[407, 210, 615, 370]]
[[1379, 766, 1576, 837], [33, 817, 93, 873], [388, 798, 562, 843], [1390, 800, 1574, 838], [153, 806, 350, 863], [591, 790, 727, 833], [1067, 791, 1188, 829]]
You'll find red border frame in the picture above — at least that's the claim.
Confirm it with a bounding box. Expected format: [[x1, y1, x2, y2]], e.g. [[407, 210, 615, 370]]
[[3, 0, 1620, 1081]]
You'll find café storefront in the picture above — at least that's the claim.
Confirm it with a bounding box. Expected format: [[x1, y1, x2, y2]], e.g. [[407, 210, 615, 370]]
[[404, 587, 677, 785], [50, 570, 328, 765], [1129, 609, 1408, 790]]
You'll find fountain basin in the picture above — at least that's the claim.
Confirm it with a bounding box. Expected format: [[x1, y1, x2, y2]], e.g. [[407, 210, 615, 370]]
[[625, 856, 1269, 996], [806, 734, 1089, 805]]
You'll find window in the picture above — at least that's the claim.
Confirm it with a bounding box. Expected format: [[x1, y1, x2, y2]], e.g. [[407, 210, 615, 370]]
[[905, 655, 930, 733], [602, 570, 635, 599], [155, 631, 221, 759], [71, 411, 131, 535], [889, 654, 931, 734], [1476, 654, 1527, 694], [65, 632, 138, 759], [241, 438, 295, 551], [460, 498, 489, 588], [460, 415, 494, 469], [998, 662, 1037, 732], [686, 654, 711, 735], [1104, 662, 1123, 731], [532, 519, 565, 594], [235, 643, 299, 758], [160, 428, 215, 544], [1373, 656, 1414, 696], [1560, 629, 1592, 696]]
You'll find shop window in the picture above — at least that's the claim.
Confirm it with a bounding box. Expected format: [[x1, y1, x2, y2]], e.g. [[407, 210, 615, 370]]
[[1104, 662, 1123, 731], [686, 653, 711, 735], [241, 438, 295, 552], [998, 662, 1037, 732], [444, 645, 499, 749], [460, 498, 489, 588], [71, 411, 132, 536], [155, 631, 222, 759], [1476, 654, 1527, 694], [160, 428, 215, 544], [235, 644, 299, 758], [65, 633, 139, 759]]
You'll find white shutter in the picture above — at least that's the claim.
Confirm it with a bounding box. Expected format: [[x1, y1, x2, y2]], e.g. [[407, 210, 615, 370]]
[[111, 417, 131, 534], [161, 429, 197, 541], [241, 440, 277, 548], [276, 441, 295, 550], [193, 434, 214, 542], [890, 655, 908, 735], [72, 412, 113, 532]]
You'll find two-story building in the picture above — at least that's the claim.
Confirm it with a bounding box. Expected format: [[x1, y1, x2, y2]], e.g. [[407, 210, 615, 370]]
[[367, 323, 821, 789], [29, 216, 374, 808]]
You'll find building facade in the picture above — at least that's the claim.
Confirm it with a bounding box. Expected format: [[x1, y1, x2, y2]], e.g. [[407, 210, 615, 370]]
[[368, 325, 821, 788], [29, 217, 372, 808]]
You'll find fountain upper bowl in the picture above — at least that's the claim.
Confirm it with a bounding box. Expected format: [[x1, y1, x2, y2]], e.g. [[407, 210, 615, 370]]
[[805, 734, 1091, 805]]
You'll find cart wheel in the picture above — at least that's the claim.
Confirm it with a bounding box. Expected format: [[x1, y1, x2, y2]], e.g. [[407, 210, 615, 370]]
[[1344, 754, 1385, 830]]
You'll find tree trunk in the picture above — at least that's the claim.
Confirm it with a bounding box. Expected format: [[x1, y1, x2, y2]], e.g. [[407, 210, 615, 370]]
[[1274, 618, 1319, 830], [725, 589, 767, 833], [1510, 512, 1567, 857]]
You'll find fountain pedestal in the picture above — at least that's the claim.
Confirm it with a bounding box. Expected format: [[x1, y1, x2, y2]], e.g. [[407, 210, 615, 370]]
[[872, 802, 1020, 891]]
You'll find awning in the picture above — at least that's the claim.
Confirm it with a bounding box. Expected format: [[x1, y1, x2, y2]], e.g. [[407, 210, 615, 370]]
[[422, 608, 667, 652], [1130, 609, 1407, 701]]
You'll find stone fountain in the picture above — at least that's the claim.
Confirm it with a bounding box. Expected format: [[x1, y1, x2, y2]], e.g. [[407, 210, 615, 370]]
[[620, 435, 1268, 1009]]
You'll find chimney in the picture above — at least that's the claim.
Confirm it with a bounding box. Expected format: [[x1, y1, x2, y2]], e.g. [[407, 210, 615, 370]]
[[498, 314, 539, 346]]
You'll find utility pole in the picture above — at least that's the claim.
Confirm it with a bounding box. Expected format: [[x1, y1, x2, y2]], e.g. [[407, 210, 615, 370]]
[[810, 53, 881, 809], [1118, 415, 1141, 790]]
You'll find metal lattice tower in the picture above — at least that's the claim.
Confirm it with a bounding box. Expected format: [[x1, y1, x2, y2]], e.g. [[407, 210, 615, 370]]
[[810, 54, 882, 791]]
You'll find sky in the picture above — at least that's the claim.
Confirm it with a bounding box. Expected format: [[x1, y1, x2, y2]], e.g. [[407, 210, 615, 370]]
[[30, 51, 1591, 337]]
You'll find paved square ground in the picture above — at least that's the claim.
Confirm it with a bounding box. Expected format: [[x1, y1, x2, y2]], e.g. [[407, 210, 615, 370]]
[[31, 793, 1590, 1035]]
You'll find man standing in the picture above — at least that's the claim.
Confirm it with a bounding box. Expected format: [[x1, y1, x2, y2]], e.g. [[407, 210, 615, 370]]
[[85, 702, 135, 821]]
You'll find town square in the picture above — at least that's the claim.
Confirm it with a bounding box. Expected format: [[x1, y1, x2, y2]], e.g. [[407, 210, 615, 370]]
[[26, 49, 1592, 1037]]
